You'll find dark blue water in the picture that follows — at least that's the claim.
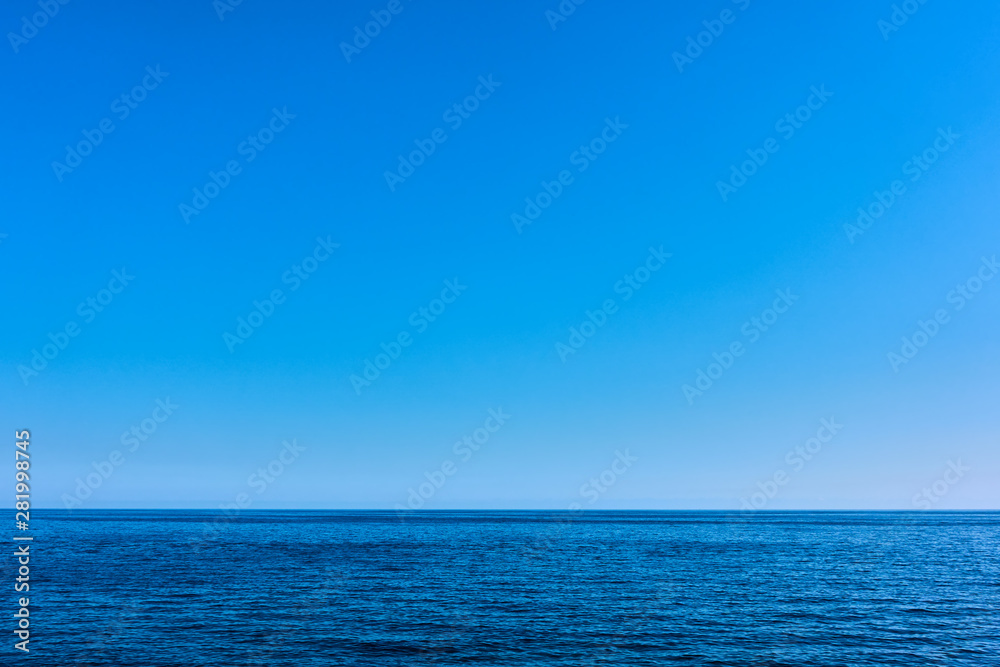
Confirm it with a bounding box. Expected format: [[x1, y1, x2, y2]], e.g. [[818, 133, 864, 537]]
[[7, 511, 999, 666]]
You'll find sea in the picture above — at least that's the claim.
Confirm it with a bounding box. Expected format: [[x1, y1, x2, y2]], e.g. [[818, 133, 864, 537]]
[[7, 511, 999, 666]]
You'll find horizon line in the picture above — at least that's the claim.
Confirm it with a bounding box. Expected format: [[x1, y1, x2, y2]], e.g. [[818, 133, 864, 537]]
[[17, 508, 1000, 513]]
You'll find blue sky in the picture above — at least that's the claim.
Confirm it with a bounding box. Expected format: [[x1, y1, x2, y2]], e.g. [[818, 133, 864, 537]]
[[2, 0, 999, 510]]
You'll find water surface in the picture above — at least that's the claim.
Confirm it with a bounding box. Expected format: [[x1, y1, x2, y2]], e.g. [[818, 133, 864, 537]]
[[11, 511, 999, 666]]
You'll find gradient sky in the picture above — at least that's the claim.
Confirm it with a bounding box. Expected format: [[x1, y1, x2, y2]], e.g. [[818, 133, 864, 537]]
[[2, 0, 998, 510]]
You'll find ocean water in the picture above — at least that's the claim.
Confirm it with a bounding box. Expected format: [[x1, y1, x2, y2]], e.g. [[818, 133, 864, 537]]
[[8, 511, 1000, 666]]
